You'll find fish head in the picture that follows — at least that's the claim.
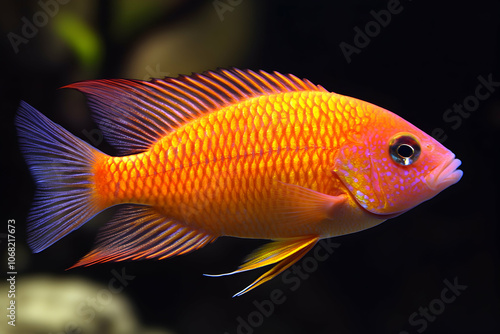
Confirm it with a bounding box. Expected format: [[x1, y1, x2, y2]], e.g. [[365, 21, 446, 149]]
[[332, 106, 463, 216]]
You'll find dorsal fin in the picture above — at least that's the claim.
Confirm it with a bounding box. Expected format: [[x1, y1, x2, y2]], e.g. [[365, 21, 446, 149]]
[[64, 68, 327, 155]]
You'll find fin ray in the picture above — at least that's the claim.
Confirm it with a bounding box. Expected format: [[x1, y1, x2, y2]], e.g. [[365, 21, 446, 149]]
[[205, 236, 319, 296], [64, 68, 327, 155], [16, 102, 105, 253], [233, 236, 319, 297], [238, 237, 317, 271]]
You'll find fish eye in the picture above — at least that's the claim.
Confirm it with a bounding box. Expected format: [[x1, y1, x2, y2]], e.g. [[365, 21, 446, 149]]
[[389, 133, 421, 166]]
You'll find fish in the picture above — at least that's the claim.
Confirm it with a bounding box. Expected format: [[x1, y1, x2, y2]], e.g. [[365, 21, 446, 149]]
[[16, 68, 463, 296]]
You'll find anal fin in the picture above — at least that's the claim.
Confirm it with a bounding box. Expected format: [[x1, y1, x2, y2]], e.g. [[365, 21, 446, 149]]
[[68, 205, 217, 268], [206, 236, 320, 297]]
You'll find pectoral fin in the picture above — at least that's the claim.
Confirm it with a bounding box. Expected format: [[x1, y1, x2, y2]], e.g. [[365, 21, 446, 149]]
[[275, 181, 346, 219], [206, 236, 320, 297]]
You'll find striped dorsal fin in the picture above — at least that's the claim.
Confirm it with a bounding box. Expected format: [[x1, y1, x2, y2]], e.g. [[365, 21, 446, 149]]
[[65, 68, 327, 155]]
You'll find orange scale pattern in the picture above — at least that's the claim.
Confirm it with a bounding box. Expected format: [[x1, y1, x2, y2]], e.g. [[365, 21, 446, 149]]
[[93, 90, 360, 238]]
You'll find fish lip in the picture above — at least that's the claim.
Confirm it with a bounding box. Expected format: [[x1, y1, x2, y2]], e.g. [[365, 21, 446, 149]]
[[424, 155, 463, 191]]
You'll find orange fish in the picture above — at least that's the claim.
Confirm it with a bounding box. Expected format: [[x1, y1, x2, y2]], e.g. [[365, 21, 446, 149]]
[[16, 68, 463, 296]]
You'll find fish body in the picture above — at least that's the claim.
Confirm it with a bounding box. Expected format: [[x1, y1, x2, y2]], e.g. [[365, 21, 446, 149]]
[[93, 90, 381, 239], [16, 69, 462, 296]]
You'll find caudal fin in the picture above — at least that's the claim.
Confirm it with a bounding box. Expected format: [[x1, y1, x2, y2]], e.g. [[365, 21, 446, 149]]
[[16, 101, 105, 253]]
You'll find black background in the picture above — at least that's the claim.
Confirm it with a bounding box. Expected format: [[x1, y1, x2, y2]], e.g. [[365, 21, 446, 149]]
[[2, 0, 499, 333]]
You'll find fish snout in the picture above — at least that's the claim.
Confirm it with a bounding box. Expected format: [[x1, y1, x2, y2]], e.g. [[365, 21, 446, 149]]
[[424, 155, 463, 192]]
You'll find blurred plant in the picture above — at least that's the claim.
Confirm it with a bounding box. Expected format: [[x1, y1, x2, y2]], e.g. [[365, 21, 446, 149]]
[[52, 11, 103, 72], [109, 0, 178, 42]]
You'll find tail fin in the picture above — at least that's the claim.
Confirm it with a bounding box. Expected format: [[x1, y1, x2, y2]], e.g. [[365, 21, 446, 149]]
[[16, 101, 106, 253]]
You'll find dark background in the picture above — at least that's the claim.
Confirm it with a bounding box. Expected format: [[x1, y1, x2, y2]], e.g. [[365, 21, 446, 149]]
[[1, 0, 499, 333]]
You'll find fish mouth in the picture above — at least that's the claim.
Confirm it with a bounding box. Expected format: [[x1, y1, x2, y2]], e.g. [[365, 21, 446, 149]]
[[424, 155, 463, 192]]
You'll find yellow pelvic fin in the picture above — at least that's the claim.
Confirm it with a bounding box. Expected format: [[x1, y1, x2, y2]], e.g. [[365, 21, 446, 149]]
[[205, 236, 320, 297]]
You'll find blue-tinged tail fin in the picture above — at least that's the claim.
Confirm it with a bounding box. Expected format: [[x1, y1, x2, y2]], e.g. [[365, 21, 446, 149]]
[[16, 101, 106, 253]]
